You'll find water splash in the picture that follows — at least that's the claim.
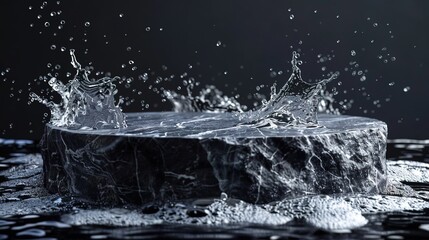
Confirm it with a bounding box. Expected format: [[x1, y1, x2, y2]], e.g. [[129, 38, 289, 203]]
[[164, 85, 244, 113], [164, 52, 338, 128], [241, 51, 339, 128], [31, 50, 336, 130], [30, 49, 127, 129]]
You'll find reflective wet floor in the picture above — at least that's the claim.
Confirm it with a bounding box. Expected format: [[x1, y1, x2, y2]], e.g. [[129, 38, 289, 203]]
[[1, 138, 429, 239]]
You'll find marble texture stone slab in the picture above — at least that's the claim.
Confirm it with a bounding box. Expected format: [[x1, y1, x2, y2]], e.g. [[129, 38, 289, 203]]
[[41, 112, 387, 204]]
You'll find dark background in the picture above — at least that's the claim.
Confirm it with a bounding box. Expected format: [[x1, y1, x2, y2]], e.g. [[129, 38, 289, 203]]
[[0, 0, 428, 140]]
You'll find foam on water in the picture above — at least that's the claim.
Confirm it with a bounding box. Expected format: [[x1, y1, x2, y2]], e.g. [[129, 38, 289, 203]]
[[63, 196, 291, 227], [30, 50, 127, 130], [267, 195, 368, 230], [2, 152, 429, 233], [387, 160, 429, 183], [59, 193, 429, 231]]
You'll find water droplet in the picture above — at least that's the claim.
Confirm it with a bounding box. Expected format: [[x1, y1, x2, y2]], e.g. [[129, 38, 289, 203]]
[[391, 56, 396, 61], [50, 45, 56, 50], [145, 27, 151, 31], [351, 50, 356, 56], [373, 22, 378, 27], [403, 86, 410, 92], [220, 192, 228, 201], [60, 47, 66, 52], [287, 8, 292, 12], [289, 14, 294, 20], [44, 22, 50, 27], [84, 22, 90, 27], [126, 47, 132, 51], [119, 13, 124, 17], [129, 60, 134, 65]]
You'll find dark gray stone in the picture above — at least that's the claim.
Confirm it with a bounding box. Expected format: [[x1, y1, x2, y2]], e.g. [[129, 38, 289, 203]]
[[41, 112, 387, 204]]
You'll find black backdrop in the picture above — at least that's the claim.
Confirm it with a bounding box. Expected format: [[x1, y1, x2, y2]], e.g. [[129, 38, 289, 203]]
[[1, 0, 428, 140]]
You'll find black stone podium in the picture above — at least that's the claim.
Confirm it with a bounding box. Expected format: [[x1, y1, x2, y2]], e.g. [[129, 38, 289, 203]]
[[41, 112, 387, 204]]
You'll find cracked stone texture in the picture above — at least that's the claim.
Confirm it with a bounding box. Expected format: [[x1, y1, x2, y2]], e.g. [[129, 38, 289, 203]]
[[41, 112, 387, 204]]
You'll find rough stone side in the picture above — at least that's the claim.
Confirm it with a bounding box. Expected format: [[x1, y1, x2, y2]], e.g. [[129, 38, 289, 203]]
[[202, 126, 387, 203]]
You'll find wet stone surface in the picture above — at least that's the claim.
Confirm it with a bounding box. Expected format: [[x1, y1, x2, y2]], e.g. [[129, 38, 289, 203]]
[[42, 112, 387, 204]]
